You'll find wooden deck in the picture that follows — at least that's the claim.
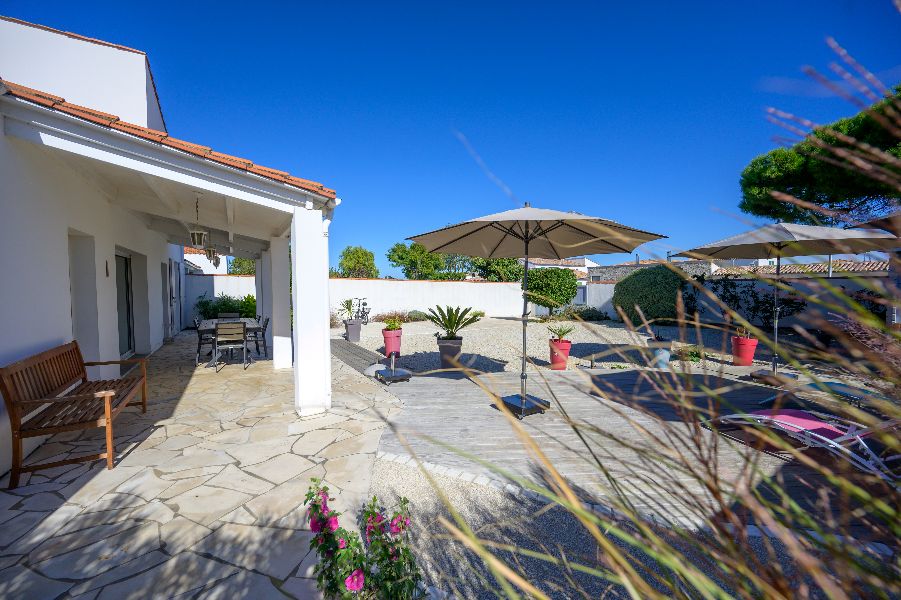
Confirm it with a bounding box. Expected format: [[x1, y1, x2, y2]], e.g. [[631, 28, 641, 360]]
[[376, 366, 886, 536]]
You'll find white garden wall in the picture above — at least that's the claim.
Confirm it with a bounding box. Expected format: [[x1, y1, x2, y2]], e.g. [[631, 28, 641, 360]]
[[328, 278, 524, 317], [184, 274, 258, 321]]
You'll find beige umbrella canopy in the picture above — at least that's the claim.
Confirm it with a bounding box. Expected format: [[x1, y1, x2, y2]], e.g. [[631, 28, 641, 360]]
[[410, 205, 664, 259], [409, 204, 667, 418], [677, 222, 900, 373], [676, 222, 898, 260]]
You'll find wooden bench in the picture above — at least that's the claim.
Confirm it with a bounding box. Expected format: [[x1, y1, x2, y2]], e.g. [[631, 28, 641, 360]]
[[0, 341, 147, 488]]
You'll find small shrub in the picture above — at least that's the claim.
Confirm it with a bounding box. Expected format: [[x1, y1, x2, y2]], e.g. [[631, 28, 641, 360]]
[[406, 310, 430, 322], [525, 268, 578, 313], [194, 293, 256, 319], [471, 309, 486, 318], [305, 479, 421, 599], [560, 305, 609, 321], [383, 317, 403, 331], [329, 312, 341, 328], [426, 305, 481, 339], [373, 310, 409, 324], [613, 265, 684, 325], [547, 323, 575, 340], [676, 344, 706, 363]]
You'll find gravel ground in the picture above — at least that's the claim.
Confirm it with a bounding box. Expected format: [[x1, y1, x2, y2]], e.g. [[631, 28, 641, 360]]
[[332, 317, 767, 373], [368, 459, 834, 599]]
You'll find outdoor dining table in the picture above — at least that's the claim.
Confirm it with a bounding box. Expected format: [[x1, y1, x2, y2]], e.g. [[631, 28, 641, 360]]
[[198, 317, 262, 335], [199, 318, 262, 368]]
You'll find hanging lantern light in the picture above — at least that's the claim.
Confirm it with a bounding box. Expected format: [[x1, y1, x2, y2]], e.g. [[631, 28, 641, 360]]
[[189, 195, 208, 249]]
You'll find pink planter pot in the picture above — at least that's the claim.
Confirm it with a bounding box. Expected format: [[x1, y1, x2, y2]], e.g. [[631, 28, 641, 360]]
[[731, 336, 758, 366], [382, 329, 402, 357], [549, 339, 572, 370]]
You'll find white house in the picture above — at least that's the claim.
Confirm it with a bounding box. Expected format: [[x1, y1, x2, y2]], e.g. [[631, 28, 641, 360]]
[[0, 16, 337, 476], [183, 246, 229, 275]]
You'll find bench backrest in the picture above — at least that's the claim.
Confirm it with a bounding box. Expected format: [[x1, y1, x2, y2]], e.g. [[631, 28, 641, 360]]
[[0, 341, 87, 425]]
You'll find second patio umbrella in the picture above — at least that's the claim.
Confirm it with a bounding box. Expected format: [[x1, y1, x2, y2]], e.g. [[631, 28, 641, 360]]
[[677, 222, 899, 372], [409, 203, 666, 418]]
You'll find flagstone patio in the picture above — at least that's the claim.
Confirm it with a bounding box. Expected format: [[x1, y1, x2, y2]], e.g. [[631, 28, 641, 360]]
[[0, 333, 400, 599]]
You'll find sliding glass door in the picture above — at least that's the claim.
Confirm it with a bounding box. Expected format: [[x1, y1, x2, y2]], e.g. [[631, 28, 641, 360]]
[[115, 254, 135, 357]]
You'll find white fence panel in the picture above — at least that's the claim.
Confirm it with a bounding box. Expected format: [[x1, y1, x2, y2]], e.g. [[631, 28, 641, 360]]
[[327, 278, 523, 317]]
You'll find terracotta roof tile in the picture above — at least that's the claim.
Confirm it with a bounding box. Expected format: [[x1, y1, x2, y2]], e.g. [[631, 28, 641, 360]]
[[161, 137, 212, 156], [110, 120, 167, 142], [207, 151, 253, 169], [0, 78, 335, 199], [55, 102, 119, 126]]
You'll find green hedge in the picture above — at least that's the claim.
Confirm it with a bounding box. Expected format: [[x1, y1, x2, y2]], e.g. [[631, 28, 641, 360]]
[[524, 268, 578, 312], [612, 265, 684, 324], [195, 293, 257, 320]]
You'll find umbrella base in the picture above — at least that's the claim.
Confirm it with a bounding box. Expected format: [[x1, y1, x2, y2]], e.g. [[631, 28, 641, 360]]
[[500, 394, 551, 420], [375, 367, 413, 385], [750, 369, 798, 387]]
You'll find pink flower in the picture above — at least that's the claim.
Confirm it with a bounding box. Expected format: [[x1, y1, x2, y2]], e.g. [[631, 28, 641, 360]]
[[389, 514, 408, 534], [339, 538, 347, 549], [326, 515, 339, 532], [310, 517, 322, 533], [345, 568, 365, 592]]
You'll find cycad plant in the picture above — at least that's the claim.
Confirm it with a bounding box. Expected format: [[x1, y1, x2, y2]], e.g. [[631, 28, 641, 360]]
[[426, 305, 481, 339]]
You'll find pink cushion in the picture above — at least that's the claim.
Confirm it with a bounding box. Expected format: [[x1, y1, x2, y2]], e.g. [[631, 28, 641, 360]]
[[750, 409, 844, 440]]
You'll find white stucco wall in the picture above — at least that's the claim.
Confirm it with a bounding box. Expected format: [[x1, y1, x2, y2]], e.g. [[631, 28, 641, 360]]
[[328, 278, 524, 317], [0, 133, 170, 476], [0, 18, 165, 130], [585, 283, 618, 319]]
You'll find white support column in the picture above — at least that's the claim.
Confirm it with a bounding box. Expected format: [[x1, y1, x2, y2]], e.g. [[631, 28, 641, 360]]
[[270, 239, 292, 369], [291, 204, 332, 416], [260, 250, 273, 348]]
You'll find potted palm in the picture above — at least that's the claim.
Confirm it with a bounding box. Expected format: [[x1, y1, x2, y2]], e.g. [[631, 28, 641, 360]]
[[547, 324, 574, 370], [340, 298, 362, 343], [425, 305, 481, 369], [731, 327, 758, 366], [382, 316, 403, 357]]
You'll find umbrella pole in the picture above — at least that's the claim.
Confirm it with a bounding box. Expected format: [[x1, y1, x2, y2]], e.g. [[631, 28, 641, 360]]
[[772, 256, 781, 373], [521, 241, 530, 417]]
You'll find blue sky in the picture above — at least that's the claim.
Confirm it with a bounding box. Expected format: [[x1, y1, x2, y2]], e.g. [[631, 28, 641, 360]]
[[5, 1, 900, 276]]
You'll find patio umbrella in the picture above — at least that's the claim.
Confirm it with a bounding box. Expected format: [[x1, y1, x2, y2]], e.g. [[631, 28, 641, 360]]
[[408, 203, 667, 418], [677, 222, 900, 372]]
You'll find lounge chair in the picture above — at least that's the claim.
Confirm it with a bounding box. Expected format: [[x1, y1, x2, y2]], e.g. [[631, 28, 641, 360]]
[[709, 408, 899, 488]]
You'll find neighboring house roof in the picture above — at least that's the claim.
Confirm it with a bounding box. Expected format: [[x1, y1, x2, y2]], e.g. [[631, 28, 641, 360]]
[[0, 79, 336, 199], [523, 257, 589, 267], [184, 259, 203, 273], [714, 260, 889, 277]]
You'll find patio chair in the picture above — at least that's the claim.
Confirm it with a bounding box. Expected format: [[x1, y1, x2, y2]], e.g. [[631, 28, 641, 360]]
[[218, 312, 240, 319], [193, 317, 215, 365], [709, 408, 899, 488], [212, 321, 252, 371], [247, 316, 270, 357]]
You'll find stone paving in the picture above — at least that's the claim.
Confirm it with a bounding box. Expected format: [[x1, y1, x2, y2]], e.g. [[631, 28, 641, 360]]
[[0, 333, 399, 599]]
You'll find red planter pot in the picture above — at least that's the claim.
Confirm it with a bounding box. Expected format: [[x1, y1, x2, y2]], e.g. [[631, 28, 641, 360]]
[[731, 336, 758, 366], [549, 339, 572, 370], [382, 329, 402, 357]]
